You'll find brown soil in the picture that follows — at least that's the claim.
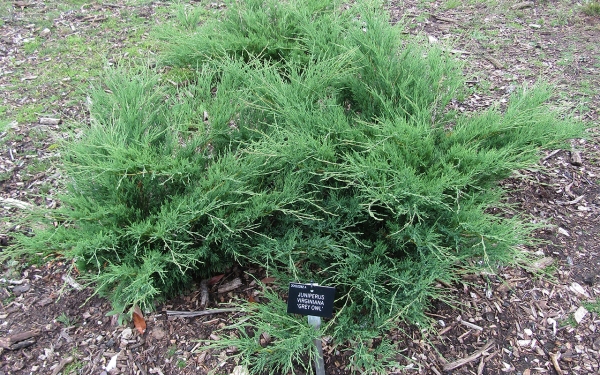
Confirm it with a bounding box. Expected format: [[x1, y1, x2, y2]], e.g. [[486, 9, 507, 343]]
[[1, 1, 599, 374]]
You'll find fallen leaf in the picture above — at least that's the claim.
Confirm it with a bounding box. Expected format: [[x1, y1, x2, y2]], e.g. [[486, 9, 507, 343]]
[[207, 274, 225, 285], [569, 282, 590, 298], [105, 352, 120, 371], [531, 257, 554, 270], [132, 305, 146, 334], [261, 277, 276, 284], [574, 306, 588, 324], [61, 275, 83, 291]]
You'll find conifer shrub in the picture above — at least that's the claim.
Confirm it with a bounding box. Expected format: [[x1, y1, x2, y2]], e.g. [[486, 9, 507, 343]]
[[9, 0, 585, 371]]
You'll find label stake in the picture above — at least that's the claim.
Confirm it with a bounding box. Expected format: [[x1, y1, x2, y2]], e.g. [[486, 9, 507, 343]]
[[287, 281, 335, 375], [308, 315, 325, 375]]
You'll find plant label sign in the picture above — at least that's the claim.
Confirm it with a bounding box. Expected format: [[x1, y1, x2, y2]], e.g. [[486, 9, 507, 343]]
[[287, 283, 335, 318]]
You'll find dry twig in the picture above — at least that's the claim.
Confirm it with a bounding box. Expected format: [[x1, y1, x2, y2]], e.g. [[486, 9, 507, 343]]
[[442, 339, 495, 371], [0, 330, 40, 349], [431, 14, 459, 24], [549, 352, 563, 374], [200, 279, 209, 308], [166, 308, 239, 318], [218, 277, 242, 294], [51, 356, 74, 375], [460, 320, 483, 331], [484, 55, 503, 69], [0, 197, 33, 210]]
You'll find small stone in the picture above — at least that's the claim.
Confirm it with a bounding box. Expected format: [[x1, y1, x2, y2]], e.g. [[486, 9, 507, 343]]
[[582, 273, 596, 286], [44, 347, 54, 361], [151, 328, 166, 340], [40, 28, 51, 37], [39, 117, 61, 125], [547, 318, 557, 335], [12, 284, 30, 296], [570, 150, 582, 166], [13, 361, 25, 370], [562, 349, 574, 361], [105, 338, 115, 348], [37, 297, 53, 306], [121, 328, 133, 340], [557, 227, 570, 237]]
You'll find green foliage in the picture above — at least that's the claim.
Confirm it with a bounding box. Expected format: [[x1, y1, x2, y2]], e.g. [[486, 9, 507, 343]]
[[172, 2, 207, 31], [346, 338, 400, 373], [0, 109, 10, 132], [582, 1, 600, 16], [166, 345, 178, 357], [8, 0, 585, 372], [204, 288, 323, 375], [208, 286, 402, 374], [23, 37, 43, 54], [56, 312, 78, 327], [583, 300, 600, 314]]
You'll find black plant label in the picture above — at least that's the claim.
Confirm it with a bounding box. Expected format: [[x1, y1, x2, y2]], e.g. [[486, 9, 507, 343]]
[[286, 283, 335, 318]]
